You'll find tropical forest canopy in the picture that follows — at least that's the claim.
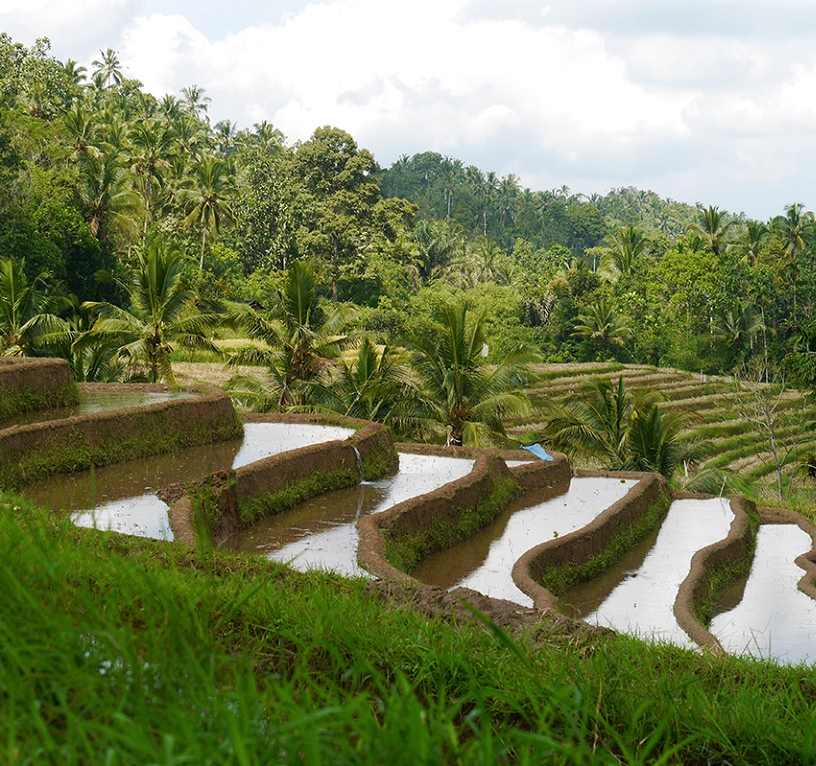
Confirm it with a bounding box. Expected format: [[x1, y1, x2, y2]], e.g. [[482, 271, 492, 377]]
[[2, 33, 815, 398]]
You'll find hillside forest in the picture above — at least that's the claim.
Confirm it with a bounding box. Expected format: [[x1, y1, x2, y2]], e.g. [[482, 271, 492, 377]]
[[2, 36, 815, 456]]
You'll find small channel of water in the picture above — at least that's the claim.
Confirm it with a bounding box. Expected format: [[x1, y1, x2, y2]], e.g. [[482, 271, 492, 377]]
[[412, 477, 637, 606], [577, 497, 733, 648], [709, 524, 816, 666], [224, 453, 475, 576], [23, 422, 354, 540]]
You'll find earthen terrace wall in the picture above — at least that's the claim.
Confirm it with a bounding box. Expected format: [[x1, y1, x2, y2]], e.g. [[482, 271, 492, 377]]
[[512, 470, 671, 611], [356, 446, 571, 584], [673, 494, 757, 653], [0, 357, 78, 419], [169, 414, 398, 546], [0, 383, 242, 489]]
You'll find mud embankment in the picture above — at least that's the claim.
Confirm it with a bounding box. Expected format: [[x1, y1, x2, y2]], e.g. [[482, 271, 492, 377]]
[[0, 357, 78, 419], [357, 447, 571, 584], [0, 383, 241, 489], [512, 470, 671, 611], [168, 415, 398, 546], [673, 494, 757, 653]]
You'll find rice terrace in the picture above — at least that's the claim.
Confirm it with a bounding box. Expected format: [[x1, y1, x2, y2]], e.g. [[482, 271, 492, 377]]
[[3, 28, 816, 764], [3, 353, 816, 763]]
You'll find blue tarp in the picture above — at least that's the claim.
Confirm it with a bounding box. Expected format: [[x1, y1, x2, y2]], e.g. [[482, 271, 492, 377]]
[[521, 443, 554, 462]]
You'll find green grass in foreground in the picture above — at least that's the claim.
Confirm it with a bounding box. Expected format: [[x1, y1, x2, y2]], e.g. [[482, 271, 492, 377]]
[[2, 493, 816, 764]]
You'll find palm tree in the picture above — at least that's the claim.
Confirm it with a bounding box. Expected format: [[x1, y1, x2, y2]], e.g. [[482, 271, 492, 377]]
[[63, 103, 100, 157], [91, 49, 123, 89], [42, 311, 128, 382], [180, 154, 236, 269], [772, 202, 814, 321], [689, 205, 735, 256], [180, 84, 211, 121], [309, 337, 414, 426], [75, 150, 142, 243], [407, 302, 539, 447], [543, 376, 655, 468], [79, 239, 218, 383], [711, 299, 764, 365], [0, 259, 70, 356], [625, 404, 703, 476], [543, 375, 698, 478], [735, 219, 769, 267], [603, 225, 648, 278], [226, 261, 358, 409], [129, 118, 173, 232], [572, 299, 632, 357], [773, 202, 814, 260]]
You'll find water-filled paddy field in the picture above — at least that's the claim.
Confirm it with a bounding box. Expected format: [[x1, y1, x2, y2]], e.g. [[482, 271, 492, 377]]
[[709, 523, 816, 665], [225, 453, 475, 575], [413, 477, 636, 606], [23, 422, 354, 540], [10, 389, 816, 667], [0, 389, 198, 429]]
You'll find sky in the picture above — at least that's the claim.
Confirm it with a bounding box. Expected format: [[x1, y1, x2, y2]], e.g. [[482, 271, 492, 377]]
[[4, 0, 816, 221]]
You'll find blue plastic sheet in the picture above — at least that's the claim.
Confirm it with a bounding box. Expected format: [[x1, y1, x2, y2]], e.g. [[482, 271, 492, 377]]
[[521, 443, 554, 462]]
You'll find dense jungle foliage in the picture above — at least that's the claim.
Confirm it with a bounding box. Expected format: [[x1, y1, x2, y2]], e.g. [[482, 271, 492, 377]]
[[2, 34, 815, 412]]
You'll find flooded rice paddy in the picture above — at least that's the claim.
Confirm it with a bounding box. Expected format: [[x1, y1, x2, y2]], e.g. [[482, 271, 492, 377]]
[[413, 477, 637, 606], [576, 497, 734, 648], [23, 422, 354, 540], [709, 524, 816, 666], [16, 400, 816, 665], [0, 390, 199, 429], [225, 453, 475, 576]]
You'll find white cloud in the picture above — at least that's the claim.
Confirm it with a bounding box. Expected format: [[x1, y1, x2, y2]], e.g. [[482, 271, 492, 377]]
[[119, 0, 692, 152], [0, 0, 132, 54]]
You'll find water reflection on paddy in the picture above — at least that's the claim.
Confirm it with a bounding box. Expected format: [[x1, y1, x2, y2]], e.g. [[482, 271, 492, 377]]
[[582, 497, 733, 648], [225, 453, 475, 576], [24, 422, 354, 540], [413, 477, 636, 606], [710, 524, 816, 666]]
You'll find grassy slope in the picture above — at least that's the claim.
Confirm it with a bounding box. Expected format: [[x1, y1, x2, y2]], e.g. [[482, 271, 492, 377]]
[[3, 492, 816, 764]]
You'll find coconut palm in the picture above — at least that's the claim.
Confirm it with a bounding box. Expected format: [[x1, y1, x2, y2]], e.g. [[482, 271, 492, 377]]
[[602, 225, 648, 278], [689, 205, 735, 256], [309, 337, 415, 427], [91, 48, 123, 89], [572, 299, 632, 356], [0, 259, 70, 356], [736, 219, 769, 267], [41, 311, 128, 382], [625, 403, 704, 476], [79, 238, 218, 383], [75, 149, 142, 243], [129, 118, 173, 231], [543, 375, 700, 478], [226, 261, 358, 410], [180, 84, 211, 121], [772, 202, 814, 321], [711, 299, 764, 365], [180, 154, 236, 269], [407, 302, 539, 447]]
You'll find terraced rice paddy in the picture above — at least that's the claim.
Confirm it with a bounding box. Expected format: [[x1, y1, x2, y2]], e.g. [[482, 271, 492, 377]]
[[510, 363, 816, 512]]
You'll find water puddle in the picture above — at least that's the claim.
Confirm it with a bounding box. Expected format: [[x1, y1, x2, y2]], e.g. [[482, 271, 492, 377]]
[[0, 390, 199, 429], [225, 453, 475, 576], [709, 524, 816, 665], [23, 422, 354, 540], [413, 477, 637, 606], [580, 497, 733, 648]]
